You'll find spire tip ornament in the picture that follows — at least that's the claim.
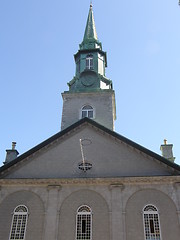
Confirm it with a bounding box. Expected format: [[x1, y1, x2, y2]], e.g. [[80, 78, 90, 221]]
[[90, 0, 92, 7]]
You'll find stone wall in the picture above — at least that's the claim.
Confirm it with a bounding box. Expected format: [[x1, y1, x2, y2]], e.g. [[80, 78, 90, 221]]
[[61, 91, 116, 130], [0, 179, 180, 240]]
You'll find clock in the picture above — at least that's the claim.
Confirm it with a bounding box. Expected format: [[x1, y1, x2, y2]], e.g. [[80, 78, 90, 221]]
[[80, 71, 97, 87]]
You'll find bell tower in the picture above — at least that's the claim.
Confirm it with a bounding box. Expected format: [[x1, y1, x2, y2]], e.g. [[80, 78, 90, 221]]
[[61, 4, 116, 130]]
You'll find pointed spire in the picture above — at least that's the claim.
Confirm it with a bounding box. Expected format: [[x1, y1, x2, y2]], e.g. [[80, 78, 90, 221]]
[[83, 4, 98, 42], [80, 4, 102, 50]]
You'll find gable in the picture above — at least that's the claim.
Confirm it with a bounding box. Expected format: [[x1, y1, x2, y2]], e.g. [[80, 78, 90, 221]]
[[0, 120, 179, 179]]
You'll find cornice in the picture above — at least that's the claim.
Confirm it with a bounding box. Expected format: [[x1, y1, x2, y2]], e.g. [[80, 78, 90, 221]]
[[0, 176, 180, 186], [62, 91, 114, 98]]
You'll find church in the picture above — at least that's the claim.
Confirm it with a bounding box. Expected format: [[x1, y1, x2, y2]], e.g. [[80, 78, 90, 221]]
[[0, 4, 180, 240]]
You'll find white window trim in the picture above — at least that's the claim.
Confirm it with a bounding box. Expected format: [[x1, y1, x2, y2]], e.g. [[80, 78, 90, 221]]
[[76, 205, 92, 240], [143, 204, 161, 240], [79, 104, 95, 120], [9, 205, 28, 240], [86, 55, 93, 70]]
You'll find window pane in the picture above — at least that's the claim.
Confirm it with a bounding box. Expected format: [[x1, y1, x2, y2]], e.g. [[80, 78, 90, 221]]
[[150, 219, 155, 233], [90, 58, 93, 69], [82, 105, 93, 110], [82, 219, 86, 233], [88, 110, 93, 118], [82, 111, 87, 118], [86, 58, 89, 69]]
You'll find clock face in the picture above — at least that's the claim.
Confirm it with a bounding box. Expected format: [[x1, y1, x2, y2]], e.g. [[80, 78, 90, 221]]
[[81, 73, 96, 87], [81, 74, 95, 87]]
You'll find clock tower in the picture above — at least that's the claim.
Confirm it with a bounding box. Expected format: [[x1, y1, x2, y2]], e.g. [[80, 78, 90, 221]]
[[61, 4, 116, 130]]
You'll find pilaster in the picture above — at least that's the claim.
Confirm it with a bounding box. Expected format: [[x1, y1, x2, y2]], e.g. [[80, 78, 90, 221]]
[[43, 185, 61, 240], [173, 182, 180, 225], [110, 184, 125, 240]]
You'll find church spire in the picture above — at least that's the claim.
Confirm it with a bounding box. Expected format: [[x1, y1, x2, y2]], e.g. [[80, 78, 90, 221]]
[[80, 4, 101, 50], [83, 4, 98, 42]]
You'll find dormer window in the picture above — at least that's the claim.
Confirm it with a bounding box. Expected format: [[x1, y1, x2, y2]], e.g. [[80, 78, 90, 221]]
[[86, 55, 93, 70], [82, 105, 94, 119]]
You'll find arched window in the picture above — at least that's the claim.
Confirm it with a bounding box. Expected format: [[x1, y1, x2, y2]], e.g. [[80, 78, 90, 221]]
[[9, 205, 28, 240], [143, 205, 161, 240], [82, 105, 94, 119], [76, 205, 92, 240], [86, 55, 93, 70]]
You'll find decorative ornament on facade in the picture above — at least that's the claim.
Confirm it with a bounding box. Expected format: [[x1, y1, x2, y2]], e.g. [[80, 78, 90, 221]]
[[78, 139, 92, 172]]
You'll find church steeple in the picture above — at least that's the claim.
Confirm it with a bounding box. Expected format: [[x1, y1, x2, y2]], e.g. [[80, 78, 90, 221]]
[[61, 5, 116, 131]]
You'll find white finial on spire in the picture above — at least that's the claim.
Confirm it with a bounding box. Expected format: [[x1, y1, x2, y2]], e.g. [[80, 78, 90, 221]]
[[90, 0, 92, 7]]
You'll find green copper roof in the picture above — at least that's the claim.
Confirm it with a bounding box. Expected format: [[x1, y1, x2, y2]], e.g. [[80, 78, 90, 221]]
[[83, 4, 98, 42], [80, 4, 102, 50]]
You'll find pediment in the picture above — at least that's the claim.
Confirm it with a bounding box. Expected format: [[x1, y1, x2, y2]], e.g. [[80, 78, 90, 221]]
[[1, 119, 180, 179]]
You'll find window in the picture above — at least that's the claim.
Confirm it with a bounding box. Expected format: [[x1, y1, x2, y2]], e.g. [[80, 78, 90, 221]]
[[9, 205, 28, 240], [76, 205, 92, 240], [82, 105, 93, 119], [143, 205, 161, 240], [86, 55, 93, 70]]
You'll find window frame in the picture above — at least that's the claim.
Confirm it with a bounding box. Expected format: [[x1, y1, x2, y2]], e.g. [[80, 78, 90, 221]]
[[86, 55, 93, 70], [76, 205, 92, 240], [9, 205, 28, 240], [81, 105, 94, 119], [143, 204, 161, 240]]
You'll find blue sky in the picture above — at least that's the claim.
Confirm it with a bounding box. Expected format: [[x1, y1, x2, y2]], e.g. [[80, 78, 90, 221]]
[[0, 0, 180, 166]]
